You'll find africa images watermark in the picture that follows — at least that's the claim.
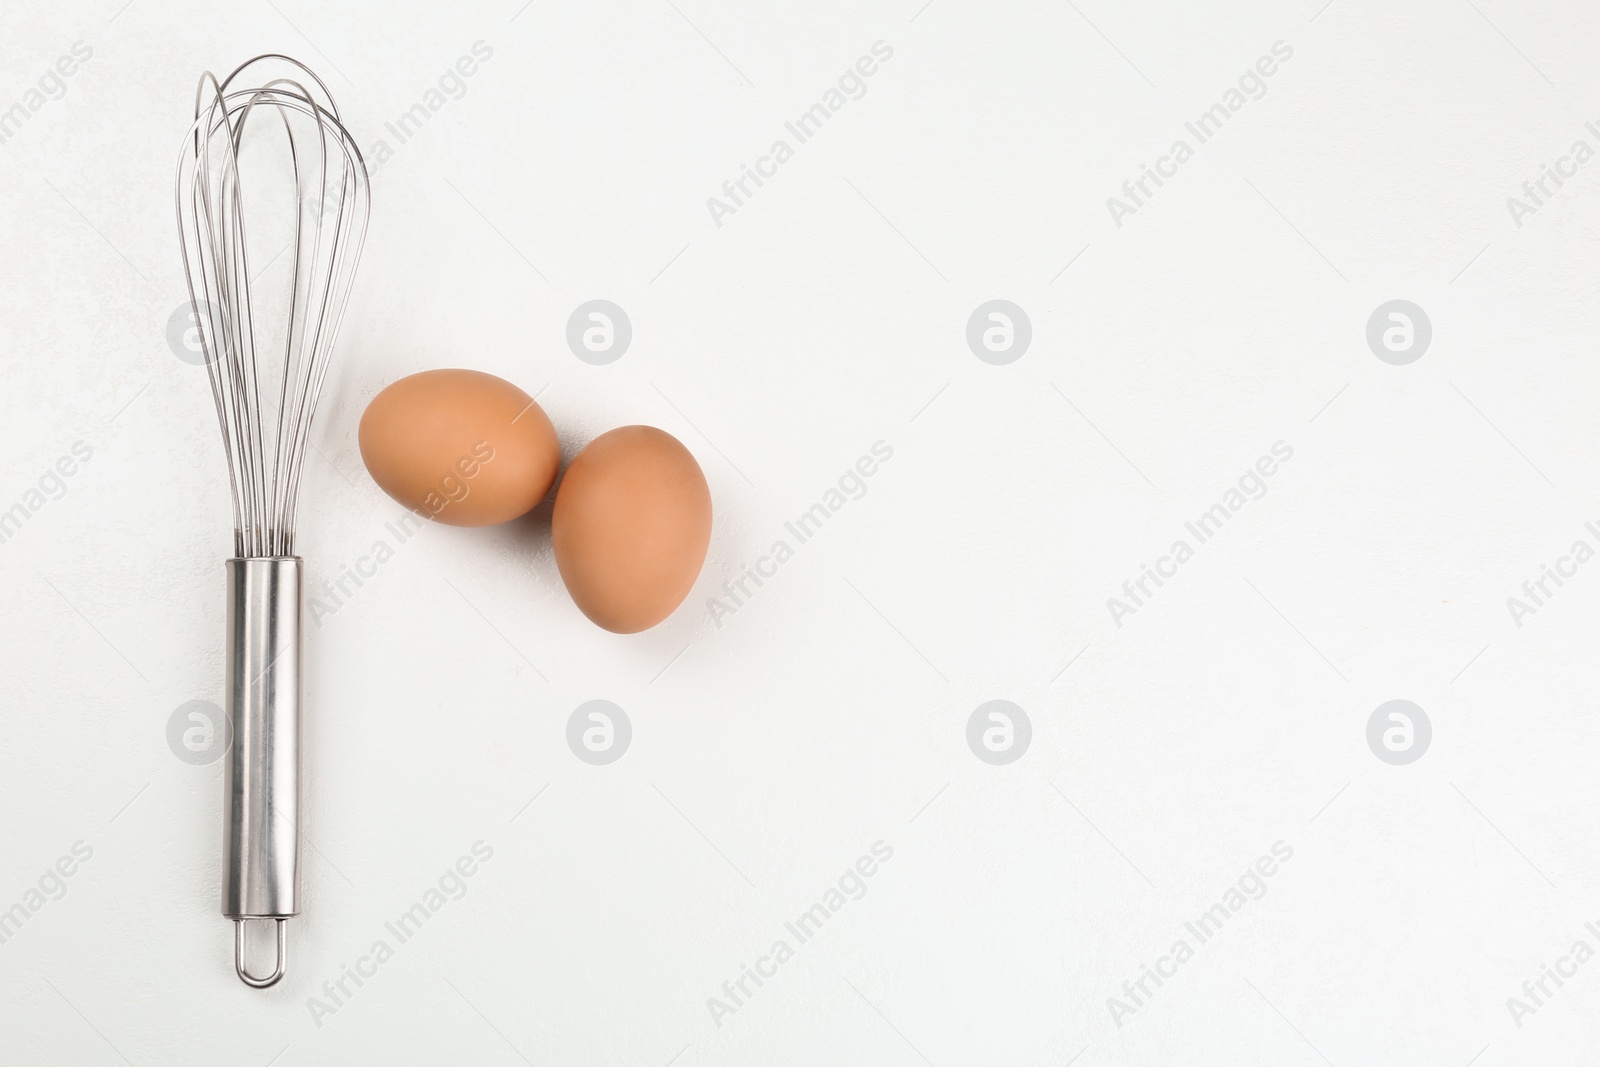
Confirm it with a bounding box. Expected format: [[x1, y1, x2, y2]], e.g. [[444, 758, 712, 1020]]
[[1106, 441, 1294, 627], [1505, 118, 1600, 229], [1107, 840, 1294, 1027], [310, 441, 496, 627], [0, 441, 94, 547], [706, 840, 895, 1028], [1504, 919, 1600, 1030], [1106, 40, 1294, 228], [370, 41, 494, 165], [707, 441, 894, 627], [307, 840, 494, 1027], [0, 41, 93, 148], [1503, 517, 1600, 629], [307, 40, 495, 221], [0, 841, 94, 948], [706, 41, 895, 228]]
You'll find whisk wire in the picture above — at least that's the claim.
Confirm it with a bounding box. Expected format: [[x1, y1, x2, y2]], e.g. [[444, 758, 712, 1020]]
[[176, 56, 370, 559]]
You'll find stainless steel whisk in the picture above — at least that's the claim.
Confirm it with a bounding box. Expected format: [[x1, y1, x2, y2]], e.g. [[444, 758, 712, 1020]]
[[175, 55, 369, 988]]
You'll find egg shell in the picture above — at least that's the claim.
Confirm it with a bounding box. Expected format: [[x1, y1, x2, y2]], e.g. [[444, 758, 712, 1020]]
[[552, 426, 712, 633], [358, 369, 560, 527]]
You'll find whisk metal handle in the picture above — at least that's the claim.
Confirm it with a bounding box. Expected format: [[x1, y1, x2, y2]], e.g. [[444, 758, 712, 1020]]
[[222, 557, 301, 988]]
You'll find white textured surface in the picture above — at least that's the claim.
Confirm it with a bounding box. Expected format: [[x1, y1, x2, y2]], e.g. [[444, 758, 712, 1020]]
[[3, 0, 1600, 1063]]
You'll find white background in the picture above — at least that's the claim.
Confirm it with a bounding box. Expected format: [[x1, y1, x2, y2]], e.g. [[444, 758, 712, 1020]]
[[2, 0, 1599, 1063]]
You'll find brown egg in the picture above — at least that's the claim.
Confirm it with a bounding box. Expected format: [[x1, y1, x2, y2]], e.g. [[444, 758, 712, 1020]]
[[553, 426, 712, 633], [358, 369, 559, 527]]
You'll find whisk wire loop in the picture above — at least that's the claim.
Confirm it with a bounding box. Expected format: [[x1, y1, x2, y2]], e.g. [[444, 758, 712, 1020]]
[[176, 56, 369, 558]]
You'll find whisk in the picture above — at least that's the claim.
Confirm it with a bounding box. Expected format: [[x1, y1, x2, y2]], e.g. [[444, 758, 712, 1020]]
[[175, 55, 369, 988]]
